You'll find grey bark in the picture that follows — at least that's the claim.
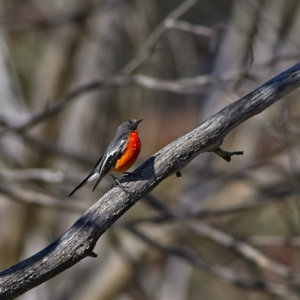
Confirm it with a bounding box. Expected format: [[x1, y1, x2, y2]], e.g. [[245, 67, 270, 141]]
[[0, 62, 300, 299]]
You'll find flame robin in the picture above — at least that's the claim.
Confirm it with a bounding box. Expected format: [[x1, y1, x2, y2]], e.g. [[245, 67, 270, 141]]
[[69, 119, 142, 196]]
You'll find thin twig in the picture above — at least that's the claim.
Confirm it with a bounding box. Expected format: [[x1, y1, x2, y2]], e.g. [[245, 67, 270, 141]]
[[165, 20, 216, 38]]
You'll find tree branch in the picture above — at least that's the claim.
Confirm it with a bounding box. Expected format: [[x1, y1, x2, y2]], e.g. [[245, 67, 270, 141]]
[[0, 63, 300, 299]]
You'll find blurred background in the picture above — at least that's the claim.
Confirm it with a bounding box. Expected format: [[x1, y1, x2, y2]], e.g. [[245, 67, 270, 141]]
[[0, 0, 300, 299]]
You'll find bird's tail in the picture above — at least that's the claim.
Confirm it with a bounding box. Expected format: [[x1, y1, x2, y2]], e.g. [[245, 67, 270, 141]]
[[69, 172, 99, 197]]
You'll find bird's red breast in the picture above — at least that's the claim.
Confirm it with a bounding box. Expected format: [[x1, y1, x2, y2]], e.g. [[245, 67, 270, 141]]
[[114, 130, 141, 173]]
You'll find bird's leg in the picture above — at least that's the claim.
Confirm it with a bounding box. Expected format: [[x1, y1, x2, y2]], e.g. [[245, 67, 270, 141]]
[[213, 147, 244, 162], [111, 175, 131, 194]]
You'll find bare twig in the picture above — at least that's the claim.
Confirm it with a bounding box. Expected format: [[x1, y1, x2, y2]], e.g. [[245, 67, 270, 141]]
[[165, 20, 216, 38], [133, 71, 241, 92]]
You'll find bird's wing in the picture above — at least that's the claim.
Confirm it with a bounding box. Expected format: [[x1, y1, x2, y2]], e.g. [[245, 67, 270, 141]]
[[92, 134, 128, 191], [69, 134, 129, 196]]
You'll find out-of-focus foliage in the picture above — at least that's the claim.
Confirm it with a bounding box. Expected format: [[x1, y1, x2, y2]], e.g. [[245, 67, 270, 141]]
[[0, 0, 300, 299]]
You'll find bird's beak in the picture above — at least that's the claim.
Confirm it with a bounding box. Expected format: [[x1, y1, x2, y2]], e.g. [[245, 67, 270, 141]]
[[136, 119, 143, 124]]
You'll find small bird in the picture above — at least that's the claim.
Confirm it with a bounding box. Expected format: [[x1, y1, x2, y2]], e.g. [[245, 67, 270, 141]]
[[69, 119, 142, 196]]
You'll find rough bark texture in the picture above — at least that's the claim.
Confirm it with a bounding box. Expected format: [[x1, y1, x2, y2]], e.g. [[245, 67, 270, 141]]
[[0, 63, 300, 299]]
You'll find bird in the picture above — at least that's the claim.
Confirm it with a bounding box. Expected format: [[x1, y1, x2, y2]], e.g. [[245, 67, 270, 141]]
[[69, 119, 142, 196]]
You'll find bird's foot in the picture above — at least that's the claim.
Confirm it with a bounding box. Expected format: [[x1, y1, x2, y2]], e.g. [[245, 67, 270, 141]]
[[110, 175, 132, 195]]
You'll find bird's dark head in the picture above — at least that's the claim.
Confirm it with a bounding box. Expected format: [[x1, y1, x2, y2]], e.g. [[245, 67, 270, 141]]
[[118, 119, 143, 133]]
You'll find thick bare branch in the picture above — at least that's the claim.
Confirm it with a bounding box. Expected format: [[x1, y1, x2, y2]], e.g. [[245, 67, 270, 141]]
[[0, 63, 300, 299]]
